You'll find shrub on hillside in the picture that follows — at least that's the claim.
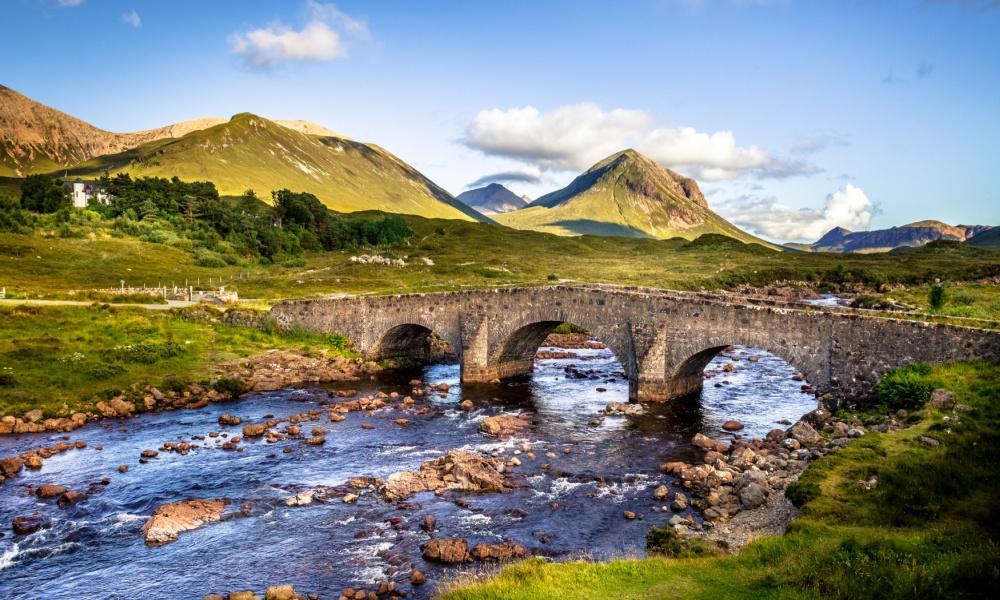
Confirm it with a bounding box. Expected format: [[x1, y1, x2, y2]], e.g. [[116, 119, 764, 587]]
[[194, 248, 228, 268], [645, 526, 722, 557], [877, 362, 933, 410]]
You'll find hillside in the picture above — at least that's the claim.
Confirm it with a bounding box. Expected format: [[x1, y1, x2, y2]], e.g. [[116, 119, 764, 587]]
[[811, 220, 991, 253], [64, 113, 492, 222], [494, 149, 770, 245], [968, 226, 1000, 249], [456, 183, 527, 214]]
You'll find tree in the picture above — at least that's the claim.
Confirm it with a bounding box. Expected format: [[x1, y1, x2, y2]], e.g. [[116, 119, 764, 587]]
[[20, 174, 70, 213], [929, 285, 946, 310]]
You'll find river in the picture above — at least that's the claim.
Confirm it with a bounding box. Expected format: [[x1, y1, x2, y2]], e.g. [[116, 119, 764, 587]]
[[0, 344, 816, 599]]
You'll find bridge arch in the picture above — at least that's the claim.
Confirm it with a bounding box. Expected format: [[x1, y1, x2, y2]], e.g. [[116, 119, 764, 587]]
[[368, 316, 461, 365], [667, 332, 827, 399]]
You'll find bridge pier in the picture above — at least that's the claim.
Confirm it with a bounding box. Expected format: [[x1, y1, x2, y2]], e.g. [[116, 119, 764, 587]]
[[635, 374, 704, 402]]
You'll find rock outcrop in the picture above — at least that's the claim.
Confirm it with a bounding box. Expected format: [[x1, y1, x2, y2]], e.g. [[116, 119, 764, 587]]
[[141, 498, 230, 545], [381, 450, 510, 501]]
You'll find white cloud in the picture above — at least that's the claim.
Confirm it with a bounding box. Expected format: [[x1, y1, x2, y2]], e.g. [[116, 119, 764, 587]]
[[714, 184, 877, 242], [464, 104, 651, 171], [230, 2, 366, 69], [462, 103, 815, 181], [57, 0, 83, 6], [122, 9, 141, 28], [467, 166, 546, 188]]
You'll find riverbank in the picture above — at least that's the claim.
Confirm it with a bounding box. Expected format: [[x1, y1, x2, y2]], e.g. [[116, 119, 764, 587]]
[[441, 361, 1000, 599], [0, 303, 364, 424]]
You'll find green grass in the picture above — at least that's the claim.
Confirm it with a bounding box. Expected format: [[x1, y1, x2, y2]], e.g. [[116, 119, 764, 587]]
[[0, 304, 357, 417], [2, 215, 998, 304], [887, 283, 1000, 321], [442, 362, 1000, 599]]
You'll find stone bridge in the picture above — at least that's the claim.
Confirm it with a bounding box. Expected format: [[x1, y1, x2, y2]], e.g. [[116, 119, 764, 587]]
[[270, 285, 1000, 405]]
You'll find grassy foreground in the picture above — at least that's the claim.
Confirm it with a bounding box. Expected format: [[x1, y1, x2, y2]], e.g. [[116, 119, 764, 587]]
[[0, 304, 355, 417], [441, 362, 999, 600]]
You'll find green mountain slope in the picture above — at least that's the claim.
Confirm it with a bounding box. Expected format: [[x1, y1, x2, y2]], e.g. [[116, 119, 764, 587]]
[[65, 113, 492, 222], [495, 149, 771, 246], [968, 226, 1000, 249]]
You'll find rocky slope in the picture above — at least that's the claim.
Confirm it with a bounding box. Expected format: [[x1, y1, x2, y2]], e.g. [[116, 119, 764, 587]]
[[495, 149, 770, 245], [810, 221, 991, 253], [456, 183, 528, 214]]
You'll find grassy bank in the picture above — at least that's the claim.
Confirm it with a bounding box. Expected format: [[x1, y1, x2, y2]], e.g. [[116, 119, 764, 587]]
[[2, 213, 998, 302], [441, 362, 999, 599], [886, 283, 1000, 321], [0, 304, 357, 417]]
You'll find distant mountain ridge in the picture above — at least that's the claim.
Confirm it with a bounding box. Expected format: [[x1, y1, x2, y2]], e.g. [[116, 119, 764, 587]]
[[810, 221, 991, 253], [457, 183, 527, 214], [495, 149, 771, 246], [0, 85, 491, 223]]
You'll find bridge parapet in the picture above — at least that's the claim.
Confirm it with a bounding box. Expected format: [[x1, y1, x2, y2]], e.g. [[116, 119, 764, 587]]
[[270, 286, 1000, 406]]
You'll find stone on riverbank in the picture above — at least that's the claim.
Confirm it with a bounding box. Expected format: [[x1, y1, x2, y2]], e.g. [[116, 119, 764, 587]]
[[141, 498, 230, 545], [603, 402, 645, 416]]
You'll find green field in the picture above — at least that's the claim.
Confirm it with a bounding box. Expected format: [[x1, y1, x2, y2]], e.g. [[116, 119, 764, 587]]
[[2, 211, 998, 304], [442, 362, 1000, 599], [0, 304, 355, 417]]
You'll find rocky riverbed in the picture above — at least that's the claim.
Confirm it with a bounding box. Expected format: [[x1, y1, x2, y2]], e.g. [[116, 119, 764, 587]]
[[0, 343, 821, 599]]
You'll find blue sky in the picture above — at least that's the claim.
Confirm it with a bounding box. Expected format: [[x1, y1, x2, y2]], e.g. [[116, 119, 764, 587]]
[[5, 0, 999, 241]]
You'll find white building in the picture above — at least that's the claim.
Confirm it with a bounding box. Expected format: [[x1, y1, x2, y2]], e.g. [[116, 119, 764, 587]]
[[63, 179, 110, 208]]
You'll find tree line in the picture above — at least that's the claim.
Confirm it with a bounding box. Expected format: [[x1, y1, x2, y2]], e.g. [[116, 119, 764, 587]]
[[0, 174, 412, 264]]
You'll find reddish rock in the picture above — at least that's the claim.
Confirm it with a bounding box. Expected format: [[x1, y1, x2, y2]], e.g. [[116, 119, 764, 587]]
[[722, 420, 745, 431], [36, 484, 67, 498], [471, 541, 527, 561], [141, 498, 230, 545], [12, 515, 48, 535], [479, 414, 531, 437], [381, 450, 509, 501], [422, 538, 470, 563], [0, 457, 24, 477]]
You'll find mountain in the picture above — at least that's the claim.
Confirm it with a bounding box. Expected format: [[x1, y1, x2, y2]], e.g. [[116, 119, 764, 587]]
[[494, 149, 770, 245], [63, 113, 491, 222], [0, 85, 358, 177], [456, 183, 528, 214], [810, 221, 992, 253], [966, 226, 1000, 249], [1, 86, 490, 222], [0, 85, 221, 176]]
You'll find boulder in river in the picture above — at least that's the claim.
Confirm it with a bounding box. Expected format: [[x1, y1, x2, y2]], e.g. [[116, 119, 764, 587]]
[[381, 450, 509, 501], [141, 498, 230, 545], [12, 515, 49, 535], [471, 540, 527, 561], [603, 402, 645, 416], [0, 457, 24, 477], [422, 538, 470, 563], [722, 420, 744, 431], [36, 484, 67, 498], [479, 414, 531, 437]]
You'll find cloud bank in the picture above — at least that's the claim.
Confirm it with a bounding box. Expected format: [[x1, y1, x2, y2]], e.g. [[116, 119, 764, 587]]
[[230, 1, 366, 69], [462, 103, 816, 181], [714, 184, 877, 242]]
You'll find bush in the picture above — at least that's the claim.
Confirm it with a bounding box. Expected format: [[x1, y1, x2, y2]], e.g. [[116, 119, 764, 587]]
[[194, 248, 228, 268], [645, 525, 722, 557], [929, 285, 946, 310], [0, 373, 16, 387], [86, 362, 126, 380], [547, 274, 559, 281], [106, 342, 184, 364], [877, 362, 933, 410], [212, 377, 247, 399]]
